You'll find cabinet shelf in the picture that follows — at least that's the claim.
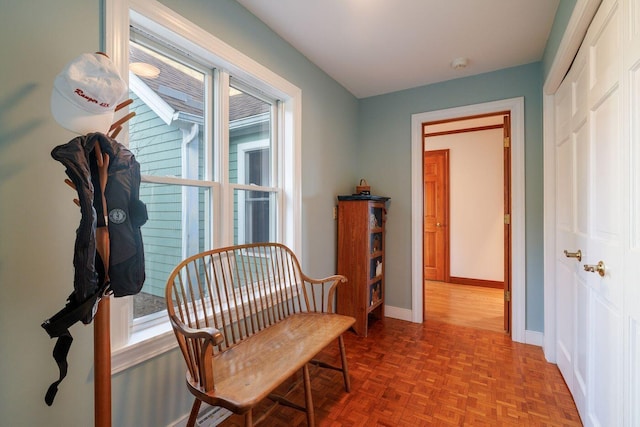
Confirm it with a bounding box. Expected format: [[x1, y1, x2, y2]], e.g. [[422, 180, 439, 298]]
[[368, 299, 383, 312]]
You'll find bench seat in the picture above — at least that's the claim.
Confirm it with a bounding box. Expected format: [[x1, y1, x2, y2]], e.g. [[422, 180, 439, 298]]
[[189, 313, 355, 413]]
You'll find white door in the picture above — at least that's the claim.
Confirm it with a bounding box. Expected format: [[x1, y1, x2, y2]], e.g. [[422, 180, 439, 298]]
[[553, 0, 638, 424], [625, 0, 640, 423]]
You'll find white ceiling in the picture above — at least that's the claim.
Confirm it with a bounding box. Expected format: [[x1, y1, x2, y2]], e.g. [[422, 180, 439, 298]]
[[235, 0, 561, 98]]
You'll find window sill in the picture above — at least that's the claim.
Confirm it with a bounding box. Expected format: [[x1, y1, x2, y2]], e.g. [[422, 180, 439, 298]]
[[111, 321, 176, 374]]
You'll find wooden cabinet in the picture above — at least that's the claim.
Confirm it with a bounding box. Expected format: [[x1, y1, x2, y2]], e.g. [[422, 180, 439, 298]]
[[336, 195, 389, 336]]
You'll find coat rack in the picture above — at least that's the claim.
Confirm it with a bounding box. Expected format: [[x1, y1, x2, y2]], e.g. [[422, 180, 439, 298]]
[[95, 102, 134, 427], [64, 99, 135, 427]]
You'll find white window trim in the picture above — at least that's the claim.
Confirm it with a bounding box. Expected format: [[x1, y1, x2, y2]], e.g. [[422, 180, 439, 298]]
[[104, 0, 302, 374], [128, 73, 175, 125]]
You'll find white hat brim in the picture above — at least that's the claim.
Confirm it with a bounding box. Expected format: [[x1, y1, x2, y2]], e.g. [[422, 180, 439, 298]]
[[51, 85, 115, 135]]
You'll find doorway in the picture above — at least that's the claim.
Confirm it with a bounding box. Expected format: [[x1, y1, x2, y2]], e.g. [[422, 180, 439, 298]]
[[410, 97, 525, 341], [422, 112, 511, 333]]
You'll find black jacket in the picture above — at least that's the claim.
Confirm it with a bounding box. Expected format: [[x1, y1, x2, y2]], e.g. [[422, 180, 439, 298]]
[[42, 132, 147, 405]]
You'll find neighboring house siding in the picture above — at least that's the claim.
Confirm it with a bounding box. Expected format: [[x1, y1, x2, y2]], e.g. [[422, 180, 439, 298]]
[[129, 94, 184, 298], [230, 136, 239, 243]]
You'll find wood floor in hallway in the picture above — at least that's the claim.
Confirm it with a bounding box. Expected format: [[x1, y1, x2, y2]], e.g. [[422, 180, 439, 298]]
[[424, 280, 504, 333], [218, 317, 582, 426]]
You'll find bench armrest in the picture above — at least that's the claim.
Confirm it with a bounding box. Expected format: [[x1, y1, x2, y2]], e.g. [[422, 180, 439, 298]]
[[300, 273, 348, 313], [169, 315, 225, 391], [170, 315, 225, 344]]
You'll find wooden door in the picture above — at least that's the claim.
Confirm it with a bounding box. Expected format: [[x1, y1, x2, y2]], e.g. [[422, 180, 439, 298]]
[[423, 150, 449, 282], [553, 0, 625, 423]]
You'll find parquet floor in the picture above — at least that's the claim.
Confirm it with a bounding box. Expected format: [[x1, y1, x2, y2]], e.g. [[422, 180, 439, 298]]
[[218, 317, 582, 426]]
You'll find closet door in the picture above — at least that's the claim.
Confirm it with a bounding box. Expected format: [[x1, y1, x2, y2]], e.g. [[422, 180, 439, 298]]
[[554, 0, 626, 424], [554, 47, 589, 421], [585, 3, 624, 425]]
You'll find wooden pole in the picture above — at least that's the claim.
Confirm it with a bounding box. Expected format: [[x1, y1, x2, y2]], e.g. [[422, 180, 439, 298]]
[[93, 142, 112, 427], [94, 296, 111, 427], [92, 106, 134, 427]]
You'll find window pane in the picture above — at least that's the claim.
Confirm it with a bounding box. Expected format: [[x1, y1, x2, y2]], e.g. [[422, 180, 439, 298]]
[[229, 83, 272, 185], [128, 40, 207, 180], [133, 180, 211, 318], [233, 189, 275, 245], [128, 38, 211, 320]]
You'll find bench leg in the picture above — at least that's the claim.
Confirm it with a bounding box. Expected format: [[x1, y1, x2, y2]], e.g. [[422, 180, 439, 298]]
[[302, 364, 315, 427], [244, 408, 253, 427], [339, 335, 351, 392], [187, 398, 201, 427]]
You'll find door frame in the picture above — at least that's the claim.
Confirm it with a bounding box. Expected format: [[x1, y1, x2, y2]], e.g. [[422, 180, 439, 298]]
[[410, 97, 526, 343]]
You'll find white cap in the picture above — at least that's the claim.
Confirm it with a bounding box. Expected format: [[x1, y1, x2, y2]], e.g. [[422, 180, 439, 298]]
[[51, 53, 127, 135]]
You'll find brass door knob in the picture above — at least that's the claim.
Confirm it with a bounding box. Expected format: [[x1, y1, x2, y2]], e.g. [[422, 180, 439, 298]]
[[564, 249, 582, 262], [584, 261, 606, 277]]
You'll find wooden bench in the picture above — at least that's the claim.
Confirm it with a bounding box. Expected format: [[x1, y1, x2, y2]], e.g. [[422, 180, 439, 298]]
[[165, 243, 355, 427]]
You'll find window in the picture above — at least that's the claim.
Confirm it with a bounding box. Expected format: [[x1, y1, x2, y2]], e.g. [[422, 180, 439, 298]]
[[128, 38, 211, 324], [106, 0, 301, 372]]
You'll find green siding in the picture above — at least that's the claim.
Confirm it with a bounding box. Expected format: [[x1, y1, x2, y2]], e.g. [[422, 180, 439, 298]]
[[130, 94, 185, 298]]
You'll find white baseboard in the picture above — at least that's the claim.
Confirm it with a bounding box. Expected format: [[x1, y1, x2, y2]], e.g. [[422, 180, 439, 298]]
[[384, 305, 414, 322], [525, 330, 543, 347], [386, 305, 545, 349], [170, 406, 232, 427]]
